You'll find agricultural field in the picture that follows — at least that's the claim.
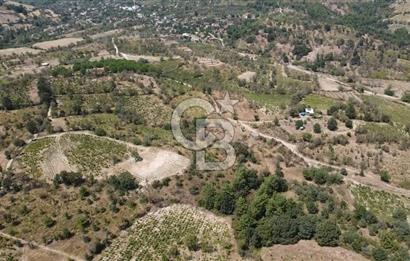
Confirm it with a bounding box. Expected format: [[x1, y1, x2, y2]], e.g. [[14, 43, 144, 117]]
[[302, 94, 338, 112], [351, 185, 410, 219], [363, 95, 410, 126], [97, 204, 235, 261], [18, 137, 56, 178], [1, 0, 410, 260], [244, 92, 292, 111], [61, 134, 129, 176]]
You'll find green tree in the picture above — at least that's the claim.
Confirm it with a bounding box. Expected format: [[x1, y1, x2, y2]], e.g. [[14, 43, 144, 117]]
[[256, 215, 299, 246], [401, 92, 410, 103], [25, 120, 38, 134], [214, 184, 235, 215], [108, 172, 138, 192], [313, 123, 321, 133], [295, 120, 304, 130], [199, 184, 217, 210], [327, 117, 338, 131], [1, 96, 13, 110], [37, 77, 54, 105], [380, 171, 391, 183], [345, 103, 357, 119], [233, 166, 260, 196], [298, 215, 317, 240], [315, 220, 341, 246], [372, 247, 388, 261]]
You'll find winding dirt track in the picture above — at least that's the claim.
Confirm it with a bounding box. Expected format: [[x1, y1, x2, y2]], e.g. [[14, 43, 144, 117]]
[[234, 119, 410, 198], [0, 232, 85, 261]]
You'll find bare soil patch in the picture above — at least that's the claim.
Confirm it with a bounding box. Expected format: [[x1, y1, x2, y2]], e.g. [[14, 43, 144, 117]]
[[0, 47, 42, 57], [32, 38, 83, 50], [196, 57, 225, 68], [260, 240, 369, 261], [238, 71, 256, 83], [104, 146, 190, 185], [360, 78, 410, 98]]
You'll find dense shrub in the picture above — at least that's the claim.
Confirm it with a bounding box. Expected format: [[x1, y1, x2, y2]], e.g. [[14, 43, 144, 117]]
[[108, 172, 138, 192], [315, 220, 341, 246], [53, 171, 84, 187], [327, 117, 338, 131]]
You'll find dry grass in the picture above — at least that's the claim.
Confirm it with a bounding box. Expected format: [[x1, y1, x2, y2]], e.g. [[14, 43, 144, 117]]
[[260, 240, 369, 261], [33, 38, 83, 50]]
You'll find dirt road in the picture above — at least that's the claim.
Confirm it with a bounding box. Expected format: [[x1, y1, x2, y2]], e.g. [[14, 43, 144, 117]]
[[235, 119, 410, 198], [0, 232, 85, 261]]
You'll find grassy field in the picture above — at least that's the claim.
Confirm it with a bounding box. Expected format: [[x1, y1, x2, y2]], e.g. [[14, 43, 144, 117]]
[[245, 91, 292, 109], [302, 94, 337, 111], [66, 113, 174, 145], [363, 95, 410, 126], [98, 205, 234, 261], [359, 122, 409, 144]]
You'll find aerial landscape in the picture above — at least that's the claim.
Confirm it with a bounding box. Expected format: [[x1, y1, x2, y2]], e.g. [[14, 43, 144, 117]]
[[1, 0, 410, 260]]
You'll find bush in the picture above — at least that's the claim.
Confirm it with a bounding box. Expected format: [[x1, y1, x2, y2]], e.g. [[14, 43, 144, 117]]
[[295, 120, 304, 130], [108, 172, 138, 192], [345, 119, 353, 129], [306, 201, 319, 214], [25, 120, 39, 134], [380, 171, 391, 183], [13, 138, 26, 147], [372, 247, 388, 261], [94, 128, 107, 136], [302, 133, 312, 142], [401, 92, 410, 103], [313, 123, 321, 133], [185, 234, 200, 251], [53, 171, 84, 187], [327, 117, 338, 131], [298, 215, 317, 240], [303, 168, 337, 185], [384, 88, 395, 96], [43, 217, 56, 228], [1, 96, 14, 110], [315, 220, 341, 246]]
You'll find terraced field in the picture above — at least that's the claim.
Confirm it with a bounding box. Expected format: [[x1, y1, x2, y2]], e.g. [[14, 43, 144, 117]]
[[97, 205, 235, 261], [16, 133, 189, 183], [61, 134, 128, 176], [19, 137, 56, 178]]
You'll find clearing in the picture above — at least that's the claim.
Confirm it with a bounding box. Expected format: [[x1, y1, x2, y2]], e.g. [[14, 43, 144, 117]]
[[260, 240, 369, 261], [15, 133, 190, 184], [32, 38, 84, 50], [0, 47, 42, 57]]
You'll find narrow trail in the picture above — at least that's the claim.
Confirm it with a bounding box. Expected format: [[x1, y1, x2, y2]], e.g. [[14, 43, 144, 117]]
[[0, 232, 85, 261], [235, 119, 410, 198], [112, 37, 119, 56], [209, 94, 408, 197]]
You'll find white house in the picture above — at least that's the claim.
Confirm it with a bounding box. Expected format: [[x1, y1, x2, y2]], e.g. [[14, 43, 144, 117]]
[[305, 108, 314, 115]]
